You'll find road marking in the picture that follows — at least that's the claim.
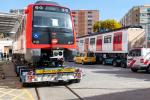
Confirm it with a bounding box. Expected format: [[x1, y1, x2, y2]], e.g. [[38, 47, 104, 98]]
[[12, 91, 26, 100], [0, 89, 16, 98], [23, 88, 35, 100]]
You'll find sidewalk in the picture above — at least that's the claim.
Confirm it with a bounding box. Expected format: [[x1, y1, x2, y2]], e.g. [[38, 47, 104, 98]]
[[0, 62, 34, 100]]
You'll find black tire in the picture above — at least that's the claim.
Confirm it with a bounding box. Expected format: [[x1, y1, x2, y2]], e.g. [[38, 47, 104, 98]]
[[131, 68, 138, 72], [102, 60, 105, 65], [74, 79, 81, 83], [113, 61, 117, 67], [146, 66, 150, 73], [121, 62, 127, 68], [82, 61, 85, 65], [22, 83, 28, 87]]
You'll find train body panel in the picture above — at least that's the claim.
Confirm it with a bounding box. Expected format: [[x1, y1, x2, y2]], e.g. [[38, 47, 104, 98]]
[[77, 26, 145, 54], [77, 26, 145, 67]]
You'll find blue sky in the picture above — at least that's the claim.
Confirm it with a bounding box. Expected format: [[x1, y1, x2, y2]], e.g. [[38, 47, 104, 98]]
[[0, 0, 150, 21]]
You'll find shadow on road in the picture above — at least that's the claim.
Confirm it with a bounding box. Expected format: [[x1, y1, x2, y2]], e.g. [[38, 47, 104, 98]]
[[93, 69, 150, 81], [66, 62, 150, 81], [70, 88, 150, 100]]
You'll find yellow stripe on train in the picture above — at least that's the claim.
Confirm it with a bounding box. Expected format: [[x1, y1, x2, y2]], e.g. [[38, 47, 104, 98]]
[[35, 68, 76, 74]]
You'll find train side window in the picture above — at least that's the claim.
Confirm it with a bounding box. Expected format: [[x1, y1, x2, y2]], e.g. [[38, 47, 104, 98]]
[[90, 38, 95, 45], [104, 35, 112, 43]]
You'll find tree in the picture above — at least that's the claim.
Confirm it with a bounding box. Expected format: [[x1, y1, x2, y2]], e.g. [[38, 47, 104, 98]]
[[93, 19, 122, 32], [93, 21, 102, 32]]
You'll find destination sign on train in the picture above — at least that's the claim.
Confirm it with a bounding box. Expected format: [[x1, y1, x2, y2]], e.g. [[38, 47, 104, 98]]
[[34, 5, 70, 13]]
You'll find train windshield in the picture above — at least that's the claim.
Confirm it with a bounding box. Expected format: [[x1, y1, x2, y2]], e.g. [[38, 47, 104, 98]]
[[32, 6, 74, 44], [33, 11, 72, 29]]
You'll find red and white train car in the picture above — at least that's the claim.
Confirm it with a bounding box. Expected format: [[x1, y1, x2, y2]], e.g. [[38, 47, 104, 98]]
[[77, 26, 146, 67]]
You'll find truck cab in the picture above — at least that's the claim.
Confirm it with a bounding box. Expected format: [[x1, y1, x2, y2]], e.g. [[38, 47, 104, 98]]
[[127, 48, 150, 72]]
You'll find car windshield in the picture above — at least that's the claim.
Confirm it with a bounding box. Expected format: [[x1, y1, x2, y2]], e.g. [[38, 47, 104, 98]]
[[87, 53, 95, 57], [128, 49, 141, 57]]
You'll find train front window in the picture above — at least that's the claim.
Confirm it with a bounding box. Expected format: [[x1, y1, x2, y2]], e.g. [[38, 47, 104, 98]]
[[33, 11, 72, 29], [32, 6, 74, 44]]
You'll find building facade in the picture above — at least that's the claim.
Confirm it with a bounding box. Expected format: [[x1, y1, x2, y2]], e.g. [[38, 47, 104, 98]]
[[120, 5, 150, 47], [71, 10, 99, 37]]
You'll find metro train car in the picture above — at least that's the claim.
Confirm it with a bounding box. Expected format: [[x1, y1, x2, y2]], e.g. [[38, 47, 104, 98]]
[[77, 26, 145, 67], [12, 1, 81, 85]]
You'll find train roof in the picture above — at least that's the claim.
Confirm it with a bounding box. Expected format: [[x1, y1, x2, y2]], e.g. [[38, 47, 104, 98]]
[[77, 26, 143, 39], [35, 1, 59, 5]]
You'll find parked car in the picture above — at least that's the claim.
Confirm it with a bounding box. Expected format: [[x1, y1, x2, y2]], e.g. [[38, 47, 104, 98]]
[[74, 52, 96, 64]]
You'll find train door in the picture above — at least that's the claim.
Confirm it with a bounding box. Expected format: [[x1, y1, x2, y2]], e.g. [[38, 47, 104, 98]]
[[113, 32, 122, 51], [96, 35, 102, 51]]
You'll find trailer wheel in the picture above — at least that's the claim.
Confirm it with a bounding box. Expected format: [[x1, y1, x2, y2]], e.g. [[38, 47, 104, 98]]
[[113, 61, 117, 67], [22, 83, 28, 87], [121, 62, 126, 68], [82, 61, 85, 65], [102, 60, 105, 65], [131, 68, 138, 72], [74, 79, 81, 83]]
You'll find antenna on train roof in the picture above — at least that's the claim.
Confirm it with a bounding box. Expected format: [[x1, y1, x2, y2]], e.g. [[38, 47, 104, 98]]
[[35, 0, 59, 5]]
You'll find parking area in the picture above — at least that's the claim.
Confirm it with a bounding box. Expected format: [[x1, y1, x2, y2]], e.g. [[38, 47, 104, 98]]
[[0, 62, 34, 100]]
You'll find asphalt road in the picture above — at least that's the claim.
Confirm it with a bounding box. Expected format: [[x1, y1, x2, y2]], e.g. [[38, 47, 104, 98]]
[[27, 62, 150, 100]]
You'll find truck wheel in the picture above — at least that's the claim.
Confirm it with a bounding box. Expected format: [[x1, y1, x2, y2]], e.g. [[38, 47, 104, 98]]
[[131, 68, 138, 72], [74, 79, 81, 83], [102, 60, 105, 65], [113, 61, 117, 67], [121, 62, 126, 68], [82, 61, 85, 65], [146, 66, 150, 73]]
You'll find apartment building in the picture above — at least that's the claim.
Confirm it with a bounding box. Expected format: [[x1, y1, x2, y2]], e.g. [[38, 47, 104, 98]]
[[72, 10, 99, 37], [120, 5, 150, 47]]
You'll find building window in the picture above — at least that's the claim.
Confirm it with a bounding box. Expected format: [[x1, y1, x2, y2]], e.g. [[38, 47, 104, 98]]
[[88, 19, 92, 22], [104, 35, 112, 43], [88, 24, 92, 26], [140, 13, 146, 17], [147, 8, 150, 12], [88, 15, 92, 18], [72, 12, 76, 14], [88, 28, 92, 33], [88, 11, 92, 14], [147, 13, 150, 16], [80, 40, 83, 43]]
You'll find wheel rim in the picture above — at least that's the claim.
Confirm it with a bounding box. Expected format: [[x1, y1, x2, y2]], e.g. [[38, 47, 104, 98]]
[[121, 63, 124, 67], [113, 62, 116, 66], [102, 61, 105, 65], [82, 61, 84, 64]]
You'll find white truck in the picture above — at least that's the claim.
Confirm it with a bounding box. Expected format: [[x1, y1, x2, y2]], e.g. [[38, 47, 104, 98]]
[[127, 48, 150, 72]]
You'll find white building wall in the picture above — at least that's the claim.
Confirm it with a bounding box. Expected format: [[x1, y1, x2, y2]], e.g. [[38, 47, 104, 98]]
[[0, 39, 13, 53]]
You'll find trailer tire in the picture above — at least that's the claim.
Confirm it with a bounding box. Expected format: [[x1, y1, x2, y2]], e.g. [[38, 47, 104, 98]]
[[74, 79, 81, 83], [131, 68, 138, 72], [102, 60, 105, 65], [121, 62, 127, 68], [82, 61, 85, 65], [113, 61, 117, 67]]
